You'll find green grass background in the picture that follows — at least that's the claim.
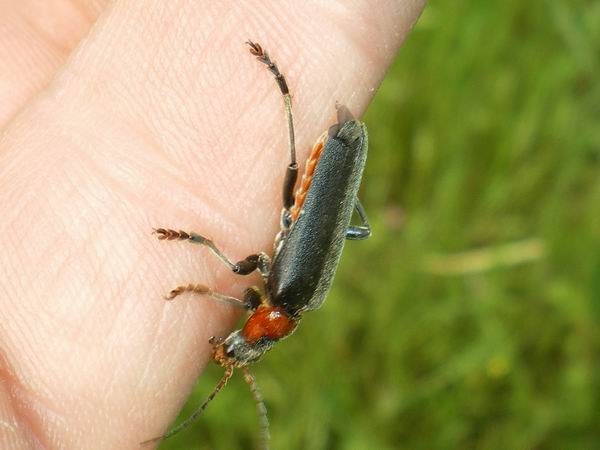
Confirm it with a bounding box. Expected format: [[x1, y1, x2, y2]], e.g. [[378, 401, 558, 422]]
[[160, 1, 600, 449]]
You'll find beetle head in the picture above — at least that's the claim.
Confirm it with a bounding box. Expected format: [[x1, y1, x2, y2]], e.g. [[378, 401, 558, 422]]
[[210, 331, 274, 368]]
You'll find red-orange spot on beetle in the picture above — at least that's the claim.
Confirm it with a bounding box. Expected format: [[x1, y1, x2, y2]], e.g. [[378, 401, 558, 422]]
[[241, 307, 297, 343]]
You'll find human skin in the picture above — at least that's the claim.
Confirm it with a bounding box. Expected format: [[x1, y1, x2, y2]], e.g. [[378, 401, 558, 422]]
[[0, 1, 426, 449]]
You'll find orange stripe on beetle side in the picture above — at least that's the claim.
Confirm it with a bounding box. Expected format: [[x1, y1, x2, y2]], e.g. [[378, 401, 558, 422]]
[[290, 132, 327, 222]]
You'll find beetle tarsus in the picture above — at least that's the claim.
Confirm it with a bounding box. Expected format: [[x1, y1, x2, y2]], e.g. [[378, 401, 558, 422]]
[[246, 40, 289, 95], [165, 283, 210, 300], [153, 228, 190, 241], [345, 198, 371, 240]]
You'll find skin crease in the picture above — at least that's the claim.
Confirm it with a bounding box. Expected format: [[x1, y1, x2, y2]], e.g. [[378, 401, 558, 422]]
[[0, 1, 426, 449], [0, 0, 107, 127]]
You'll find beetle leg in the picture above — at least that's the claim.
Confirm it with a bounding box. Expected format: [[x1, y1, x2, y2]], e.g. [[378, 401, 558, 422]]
[[345, 198, 371, 240], [243, 286, 267, 311], [165, 284, 266, 312], [257, 253, 271, 282], [233, 252, 270, 277], [153, 228, 267, 276], [165, 283, 248, 309], [247, 41, 298, 222]]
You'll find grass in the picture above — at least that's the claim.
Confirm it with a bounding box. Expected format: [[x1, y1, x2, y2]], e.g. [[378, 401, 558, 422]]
[[161, 1, 600, 449]]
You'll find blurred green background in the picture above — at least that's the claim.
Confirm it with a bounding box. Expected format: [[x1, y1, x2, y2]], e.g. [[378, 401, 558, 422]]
[[161, 1, 600, 449]]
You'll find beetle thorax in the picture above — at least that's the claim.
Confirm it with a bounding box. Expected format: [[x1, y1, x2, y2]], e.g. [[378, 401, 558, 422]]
[[242, 306, 297, 342]]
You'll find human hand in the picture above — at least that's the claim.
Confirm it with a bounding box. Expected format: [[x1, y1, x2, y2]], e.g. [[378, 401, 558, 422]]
[[0, 1, 425, 448]]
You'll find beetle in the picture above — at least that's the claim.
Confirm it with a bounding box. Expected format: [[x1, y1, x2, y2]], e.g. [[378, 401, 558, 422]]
[[142, 41, 371, 449]]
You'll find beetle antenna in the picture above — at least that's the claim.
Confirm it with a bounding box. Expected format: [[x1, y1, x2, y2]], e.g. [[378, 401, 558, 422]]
[[246, 40, 298, 211], [242, 367, 270, 450], [140, 366, 234, 447]]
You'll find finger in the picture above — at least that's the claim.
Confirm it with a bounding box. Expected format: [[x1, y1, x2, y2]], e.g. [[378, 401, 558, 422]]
[[0, 1, 425, 448], [0, 0, 107, 127]]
